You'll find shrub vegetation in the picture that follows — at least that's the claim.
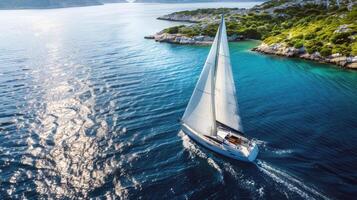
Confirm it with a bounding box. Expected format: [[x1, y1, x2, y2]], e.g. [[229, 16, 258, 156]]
[[162, 0, 357, 56]]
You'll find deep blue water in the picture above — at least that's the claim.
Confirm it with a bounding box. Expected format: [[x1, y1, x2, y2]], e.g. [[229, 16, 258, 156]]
[[0, 2, 357, 199]]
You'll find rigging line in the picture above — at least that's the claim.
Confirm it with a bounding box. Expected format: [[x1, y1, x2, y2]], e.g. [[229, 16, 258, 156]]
[[196, 88, 212, 95]]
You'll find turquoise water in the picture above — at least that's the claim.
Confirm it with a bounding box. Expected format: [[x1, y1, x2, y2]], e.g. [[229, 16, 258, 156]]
[[0, 2, 357, 199]]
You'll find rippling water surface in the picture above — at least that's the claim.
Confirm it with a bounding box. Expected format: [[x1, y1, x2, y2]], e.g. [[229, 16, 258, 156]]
[[1, 2, 357, 199]]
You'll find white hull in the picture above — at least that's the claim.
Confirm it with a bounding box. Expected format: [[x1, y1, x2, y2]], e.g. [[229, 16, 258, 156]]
[[182, 125, 258, 162]]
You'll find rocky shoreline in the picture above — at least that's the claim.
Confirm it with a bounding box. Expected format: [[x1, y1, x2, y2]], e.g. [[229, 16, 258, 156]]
[[146, 1, 357, 70], [157, 16, 200, 23], [252, 43, 357, 69], [145, 33, 244, 45], [144, 34, 357, 69]]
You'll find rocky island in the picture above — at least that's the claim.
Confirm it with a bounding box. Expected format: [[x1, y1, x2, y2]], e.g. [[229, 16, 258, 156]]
[[146, 0, 357, 69]]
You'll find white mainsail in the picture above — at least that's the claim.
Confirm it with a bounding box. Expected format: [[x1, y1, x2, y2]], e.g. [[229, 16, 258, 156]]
[[182, 16, 242, 136], [214, 18, 242, 132]]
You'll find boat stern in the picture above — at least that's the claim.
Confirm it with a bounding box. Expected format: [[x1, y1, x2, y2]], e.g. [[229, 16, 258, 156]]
[[248, 143, 259, 162]]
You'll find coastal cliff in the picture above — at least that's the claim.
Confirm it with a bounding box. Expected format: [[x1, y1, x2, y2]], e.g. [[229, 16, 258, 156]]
[[146, 0, 357, 69]]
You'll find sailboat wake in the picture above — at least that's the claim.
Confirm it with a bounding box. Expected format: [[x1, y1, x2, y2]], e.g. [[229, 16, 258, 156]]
[[270, 149, 294, 155], [179, 131, 224, 182], [180, 128, 330, 199], [255, 160, 330, 200], [223, 162, 266, 199], [180, 131, 265, 198]]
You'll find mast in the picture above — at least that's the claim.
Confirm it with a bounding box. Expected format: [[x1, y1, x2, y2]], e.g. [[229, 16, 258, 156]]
[[211, 15, 224, 136], [214, 15, 243, 132]]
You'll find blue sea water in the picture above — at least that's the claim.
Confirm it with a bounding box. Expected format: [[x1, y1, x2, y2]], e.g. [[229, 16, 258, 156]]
[[0, 2, 357, 199]]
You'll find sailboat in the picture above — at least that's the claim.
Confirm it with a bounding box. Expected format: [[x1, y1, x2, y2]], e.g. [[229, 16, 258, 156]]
[[180, 15, 259, 162]]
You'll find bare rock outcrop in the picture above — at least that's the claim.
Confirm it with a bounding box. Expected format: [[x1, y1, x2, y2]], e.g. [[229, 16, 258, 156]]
[[253, 43, 357, 70], [145, 33, 244, 45]]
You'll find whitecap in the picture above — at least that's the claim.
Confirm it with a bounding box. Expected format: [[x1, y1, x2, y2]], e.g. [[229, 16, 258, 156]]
[[257, 187, 265, 198], [114, 180, 129, 200], [271, 149, 294, 155]]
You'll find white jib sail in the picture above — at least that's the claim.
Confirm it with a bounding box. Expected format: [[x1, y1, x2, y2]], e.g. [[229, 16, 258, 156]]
[[214, 18, 243, 132], [182, 28, 220, 136]]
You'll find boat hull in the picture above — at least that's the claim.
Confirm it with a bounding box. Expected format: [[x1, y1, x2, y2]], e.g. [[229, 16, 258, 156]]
[[181, 125, 258, 162]]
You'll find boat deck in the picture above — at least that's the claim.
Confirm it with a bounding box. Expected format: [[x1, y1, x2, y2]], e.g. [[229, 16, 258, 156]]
[[226, 135, 242, 145]]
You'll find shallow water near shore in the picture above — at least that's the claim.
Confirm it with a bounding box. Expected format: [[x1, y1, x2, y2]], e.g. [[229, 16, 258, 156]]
[[1, 2, 357, 199]]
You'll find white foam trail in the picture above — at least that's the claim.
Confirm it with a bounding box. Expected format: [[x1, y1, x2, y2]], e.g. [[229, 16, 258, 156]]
[[223, 162, 265, 199], [271, 149, 294, 155], [114, 179, 129, 200], [257, 187, 265, 198], [256, 160, 330, 200], [253, 139, 268, 149], [179, 131, 224, 182], [223, 162, 242, 180], [180, 131, 207, 159]]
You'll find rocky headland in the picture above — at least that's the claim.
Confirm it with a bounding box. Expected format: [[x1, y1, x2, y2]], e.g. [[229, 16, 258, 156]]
[[253, 43, 357, 69], [145, 32, 244, 45]]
